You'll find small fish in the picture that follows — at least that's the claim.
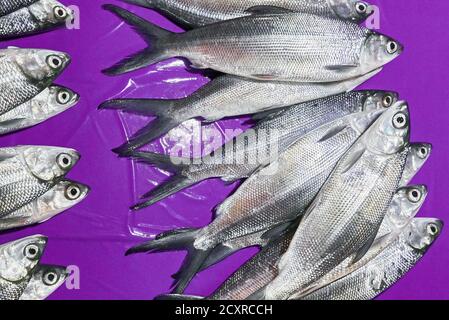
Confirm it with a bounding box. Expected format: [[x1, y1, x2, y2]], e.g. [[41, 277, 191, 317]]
[[0, 179, 90, 231], [0, 0, 38, 17], [0, 0, 73, 40], [103, 5, 401, 82], [0, 146, 80, 217], [0, 235, 47, 300], [103, 69, 382, 153], [0, 47, 70, 116], [303, 218, 443, 300], [125, 90, 397, 209], [157, 184, 429, 300], [120, 0, 374, 28], [126, 106, 385, 293], [0, 85, 79, 135], [261, 101, 410, 300], [19, 264, 68, 300]]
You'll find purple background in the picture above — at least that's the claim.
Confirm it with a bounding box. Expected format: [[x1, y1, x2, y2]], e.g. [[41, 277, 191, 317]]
[[0, 0, 447, 300]]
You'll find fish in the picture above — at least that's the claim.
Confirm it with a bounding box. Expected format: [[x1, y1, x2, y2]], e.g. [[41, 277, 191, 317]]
[[0, 0, 38, 17], [0, 146, 80, 217], [126, 106, 385, 293], [0, 0, 73, 40], [257, 101, 410, 300], [0, 179, 90, 231], [124, 90, 397, 209], [0, 47, 70, 116], [157, 183, 429, 300], [303, 218, 443, 300], [0, 235, 47, 300], [103, 69, 382, 153], [19, 264, 68, 300], [102, 5, 402, 81], [120, 0, 374, 28], [0, 85, 79, 135]]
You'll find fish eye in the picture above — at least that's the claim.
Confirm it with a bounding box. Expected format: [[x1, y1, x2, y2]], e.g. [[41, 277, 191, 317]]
[[356, 2, 368, 14], [387, 41, 399, 54], [57, 153, 73, 169], [24, 244, 40, 260], [57, 90, 71, 104], [65, 184, 81, 200], [43, 271, 59, 286], [382, 94, 394, 108], [407, 188, 422, 203], [47, 55, 63, 69], [54, 6, 68, 19], [427, 223, 439, 236], [392, 112, 407, 129], [418, 147, 428, 159]]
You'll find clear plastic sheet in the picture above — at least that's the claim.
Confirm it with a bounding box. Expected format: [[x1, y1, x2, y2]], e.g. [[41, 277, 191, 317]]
[[0, 0, 447, 300]]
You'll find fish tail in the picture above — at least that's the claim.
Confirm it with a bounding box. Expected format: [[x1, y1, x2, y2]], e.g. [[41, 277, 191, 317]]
[[119, 151, 198, 208], [101, 99, 190, 150], [102, 4, 175, 75], [154, 294, 204, 301], [126, 228, 213, 293]]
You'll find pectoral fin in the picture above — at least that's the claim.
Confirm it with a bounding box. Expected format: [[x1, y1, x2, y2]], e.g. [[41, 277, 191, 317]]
[[245, 6, 294, 15], [341, 146, 366, 174], [351, 230, 378, 264], [325, 64, 359, 72]]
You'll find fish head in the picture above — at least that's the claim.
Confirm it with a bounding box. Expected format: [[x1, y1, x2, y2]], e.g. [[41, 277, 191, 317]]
[[0, 235, 47, 282], [364, 100, 410, 155], [12, 48, 70, 84], [29, 0, 74, 25], [328, 0, 374, 22], [21, 265, 68, 300], [360, 33, 403, 73], [400, 143, 433, 186], [362, 90, 399, 112], [386, 185, 428, 231], [35, 180, 90, 218], [37, 85, 80, 117], [407, 218, 443, 251], [19, 146, 80, 181]]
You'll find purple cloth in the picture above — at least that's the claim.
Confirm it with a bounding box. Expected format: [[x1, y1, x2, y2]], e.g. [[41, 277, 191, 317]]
[[0, 0, 447, 300]]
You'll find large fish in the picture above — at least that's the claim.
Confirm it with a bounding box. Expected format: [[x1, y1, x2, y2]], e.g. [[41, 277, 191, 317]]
[[0, 0, 38, 17], [103, 69, 382, 154], [259, 101, 410, 300], [0, 235, 47, 300], [157, 182, 429, 300], [120, 0, 373, 28], [102, 5, 402, 81], [0, 146, 80, 217], [0, 0, 73, 40], [124, 90, 397, 209], [19, 265, 68, 300], [0, 179, 90, 231], [0, 47, 70, 116], [126, 106, 385, 293], [0, 85, 79, 135], [303, 218, 443, 300]]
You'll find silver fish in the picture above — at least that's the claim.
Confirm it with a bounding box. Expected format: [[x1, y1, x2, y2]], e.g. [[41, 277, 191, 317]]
[[0, 235, 47, 300], [120, 0, 374, 28], [126, 90, 397, 209], [103, 5, 402, 82], [0, 47, 70, 116], [262, 101, 410, 300], [19, 264, 68, 300], [103, 69, 382, 154], [157, 183, 429, 300], [127, 107, 385, 293], [0, 85, 79, 135], [303, 218, 443, 300], [0, 179, 90, 231], [0, 0, 73, 40], [0, 146, 80, 217], [0, 0, 38, 17]]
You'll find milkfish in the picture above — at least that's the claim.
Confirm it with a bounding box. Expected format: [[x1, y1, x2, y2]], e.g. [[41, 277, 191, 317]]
[[19, 265, 68, 300]]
